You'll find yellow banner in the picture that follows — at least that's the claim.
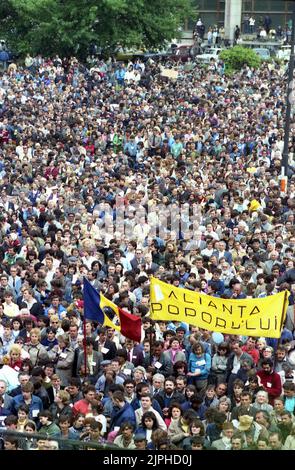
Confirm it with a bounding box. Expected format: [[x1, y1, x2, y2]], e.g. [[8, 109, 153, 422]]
[[150, 278, 289, 338]]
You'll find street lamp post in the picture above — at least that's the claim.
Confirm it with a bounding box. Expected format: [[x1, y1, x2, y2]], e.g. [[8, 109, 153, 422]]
[[282, 2, 295, 179]]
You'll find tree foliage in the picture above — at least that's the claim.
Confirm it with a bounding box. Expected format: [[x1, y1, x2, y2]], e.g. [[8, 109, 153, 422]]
[[219, 46, 261, 73], [0, 0, 194, 58]]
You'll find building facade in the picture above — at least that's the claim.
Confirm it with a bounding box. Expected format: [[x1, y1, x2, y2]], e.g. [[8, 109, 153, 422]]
[[188, 0, 292, 31]]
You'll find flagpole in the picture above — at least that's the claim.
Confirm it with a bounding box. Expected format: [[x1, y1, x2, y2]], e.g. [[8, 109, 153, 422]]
[[149, 329, 153, 367], [274, 290, 289, 355]]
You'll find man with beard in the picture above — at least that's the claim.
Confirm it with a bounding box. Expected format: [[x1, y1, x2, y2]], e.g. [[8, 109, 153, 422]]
[[278, 411, 293, 444], [154, 376, 186, 419]]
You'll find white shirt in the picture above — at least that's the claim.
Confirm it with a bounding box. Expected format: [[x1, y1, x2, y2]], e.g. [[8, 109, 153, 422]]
[[232, 355, 241, 374]]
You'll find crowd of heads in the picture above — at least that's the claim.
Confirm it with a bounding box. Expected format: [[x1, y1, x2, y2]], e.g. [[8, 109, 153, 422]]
[[0, 50, 294, 450]]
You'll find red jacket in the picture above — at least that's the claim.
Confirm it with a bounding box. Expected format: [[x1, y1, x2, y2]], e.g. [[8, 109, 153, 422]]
[[9, 359, 23, 371], [73, 399, 91, 416], [257, 370, 282, 404], [241, 346, 260, 365]]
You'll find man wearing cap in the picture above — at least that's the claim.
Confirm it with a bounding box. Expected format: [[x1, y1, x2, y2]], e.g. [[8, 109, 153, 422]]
[[233, 414, 264, 448], [134, 433, 147, 449]]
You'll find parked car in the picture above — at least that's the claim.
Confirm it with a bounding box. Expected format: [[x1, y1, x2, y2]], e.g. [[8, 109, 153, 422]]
[[253, 48, 271, 60], [196, 47, 222, 63], [147, 45, 196, 63], [276, 45, 291, 60], [114, 48, 145, 61], [141, 48, 173, 61]]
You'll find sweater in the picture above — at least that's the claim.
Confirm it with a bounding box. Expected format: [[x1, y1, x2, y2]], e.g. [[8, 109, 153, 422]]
[[256, 370, 282, 404], [39, 421, 61, 438]]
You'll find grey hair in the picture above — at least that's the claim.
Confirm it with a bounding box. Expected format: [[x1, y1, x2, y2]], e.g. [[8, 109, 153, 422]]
[[152, 373, 165, 384]]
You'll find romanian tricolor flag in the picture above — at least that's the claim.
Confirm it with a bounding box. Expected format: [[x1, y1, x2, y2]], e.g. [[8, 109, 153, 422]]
[[83, 277, 141, 343]]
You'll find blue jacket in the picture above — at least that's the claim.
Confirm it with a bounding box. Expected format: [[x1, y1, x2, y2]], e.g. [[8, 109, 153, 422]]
[[110, 402, 136, 431], [11, 394, 43, 419], [188, 352, 211, 380], [182, 403, 206, 420], [208, 278, 225, 295], [135, 426, 149, 438], [185, 341, 211, 361]]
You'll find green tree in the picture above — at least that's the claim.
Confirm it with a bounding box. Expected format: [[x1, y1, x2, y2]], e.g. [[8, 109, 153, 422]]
[[219, 46, 261, 73], [0, 0, 194, 58]]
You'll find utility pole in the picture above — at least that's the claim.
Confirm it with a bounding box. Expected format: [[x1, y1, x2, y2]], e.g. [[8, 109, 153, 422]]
[[282, 1, 295, 183]]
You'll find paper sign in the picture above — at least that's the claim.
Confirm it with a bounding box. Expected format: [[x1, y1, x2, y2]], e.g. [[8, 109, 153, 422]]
[[154, 361, 162, 369], [60, 353, 67, 359], [124, 369, 131, 375], [196, 360, 206, 366], [101, 347, 109, 354], [32, 410, 39, 417], [161, 68, 179, 80], [267, 382, 272, 388]]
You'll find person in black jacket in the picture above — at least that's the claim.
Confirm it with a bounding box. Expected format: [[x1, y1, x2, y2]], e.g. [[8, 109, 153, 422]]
[[143, 341, 173, 378], [154, 377, 186, 420], [49, 390, 73, 424], [94, 327, 117, 360], [124, 339, 144, 367], [19, 287, 44, 318]]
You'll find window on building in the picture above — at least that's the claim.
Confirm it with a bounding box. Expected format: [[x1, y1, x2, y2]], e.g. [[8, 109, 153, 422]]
[[253, 0, 270, 11], [243, 0, 253, 12], [269, 1, 287, 11], [201, 0, 218, 10]]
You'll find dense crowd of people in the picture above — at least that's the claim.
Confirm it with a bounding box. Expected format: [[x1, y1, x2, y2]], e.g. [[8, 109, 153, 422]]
[[0, 50, 294, 451]]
